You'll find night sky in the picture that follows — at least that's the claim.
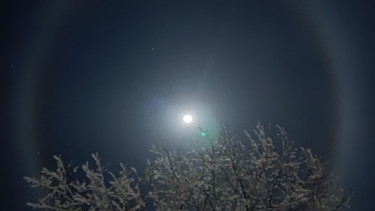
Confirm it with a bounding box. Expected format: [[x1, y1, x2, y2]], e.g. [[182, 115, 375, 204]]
[[1, 0, 374, 210]]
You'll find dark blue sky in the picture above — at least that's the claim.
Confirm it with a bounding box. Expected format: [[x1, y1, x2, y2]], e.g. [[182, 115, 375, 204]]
[[2, 0, 374, 210]]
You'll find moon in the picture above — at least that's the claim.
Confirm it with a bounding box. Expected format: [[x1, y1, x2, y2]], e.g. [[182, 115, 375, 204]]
[[183, 114, 193, 123]]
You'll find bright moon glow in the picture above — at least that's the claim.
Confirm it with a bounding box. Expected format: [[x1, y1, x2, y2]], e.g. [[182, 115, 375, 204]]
[[183, 114, 193, 123]]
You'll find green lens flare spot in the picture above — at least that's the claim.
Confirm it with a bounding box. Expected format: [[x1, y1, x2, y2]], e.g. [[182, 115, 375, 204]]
[[200, 132, 206, 137]]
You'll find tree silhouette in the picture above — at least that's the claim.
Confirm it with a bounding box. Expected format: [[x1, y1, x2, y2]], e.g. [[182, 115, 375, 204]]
[[25, 123, 351, 210]]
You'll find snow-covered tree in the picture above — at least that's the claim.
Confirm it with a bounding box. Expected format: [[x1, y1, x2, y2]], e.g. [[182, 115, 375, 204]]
[[25, 123, 351, 210]]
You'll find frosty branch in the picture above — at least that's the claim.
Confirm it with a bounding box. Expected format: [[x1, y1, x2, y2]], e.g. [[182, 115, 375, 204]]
[[25, 123, 352, 210]]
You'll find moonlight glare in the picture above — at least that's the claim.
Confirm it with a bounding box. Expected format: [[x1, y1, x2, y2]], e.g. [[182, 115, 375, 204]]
[[183, 114, 193, 123]]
